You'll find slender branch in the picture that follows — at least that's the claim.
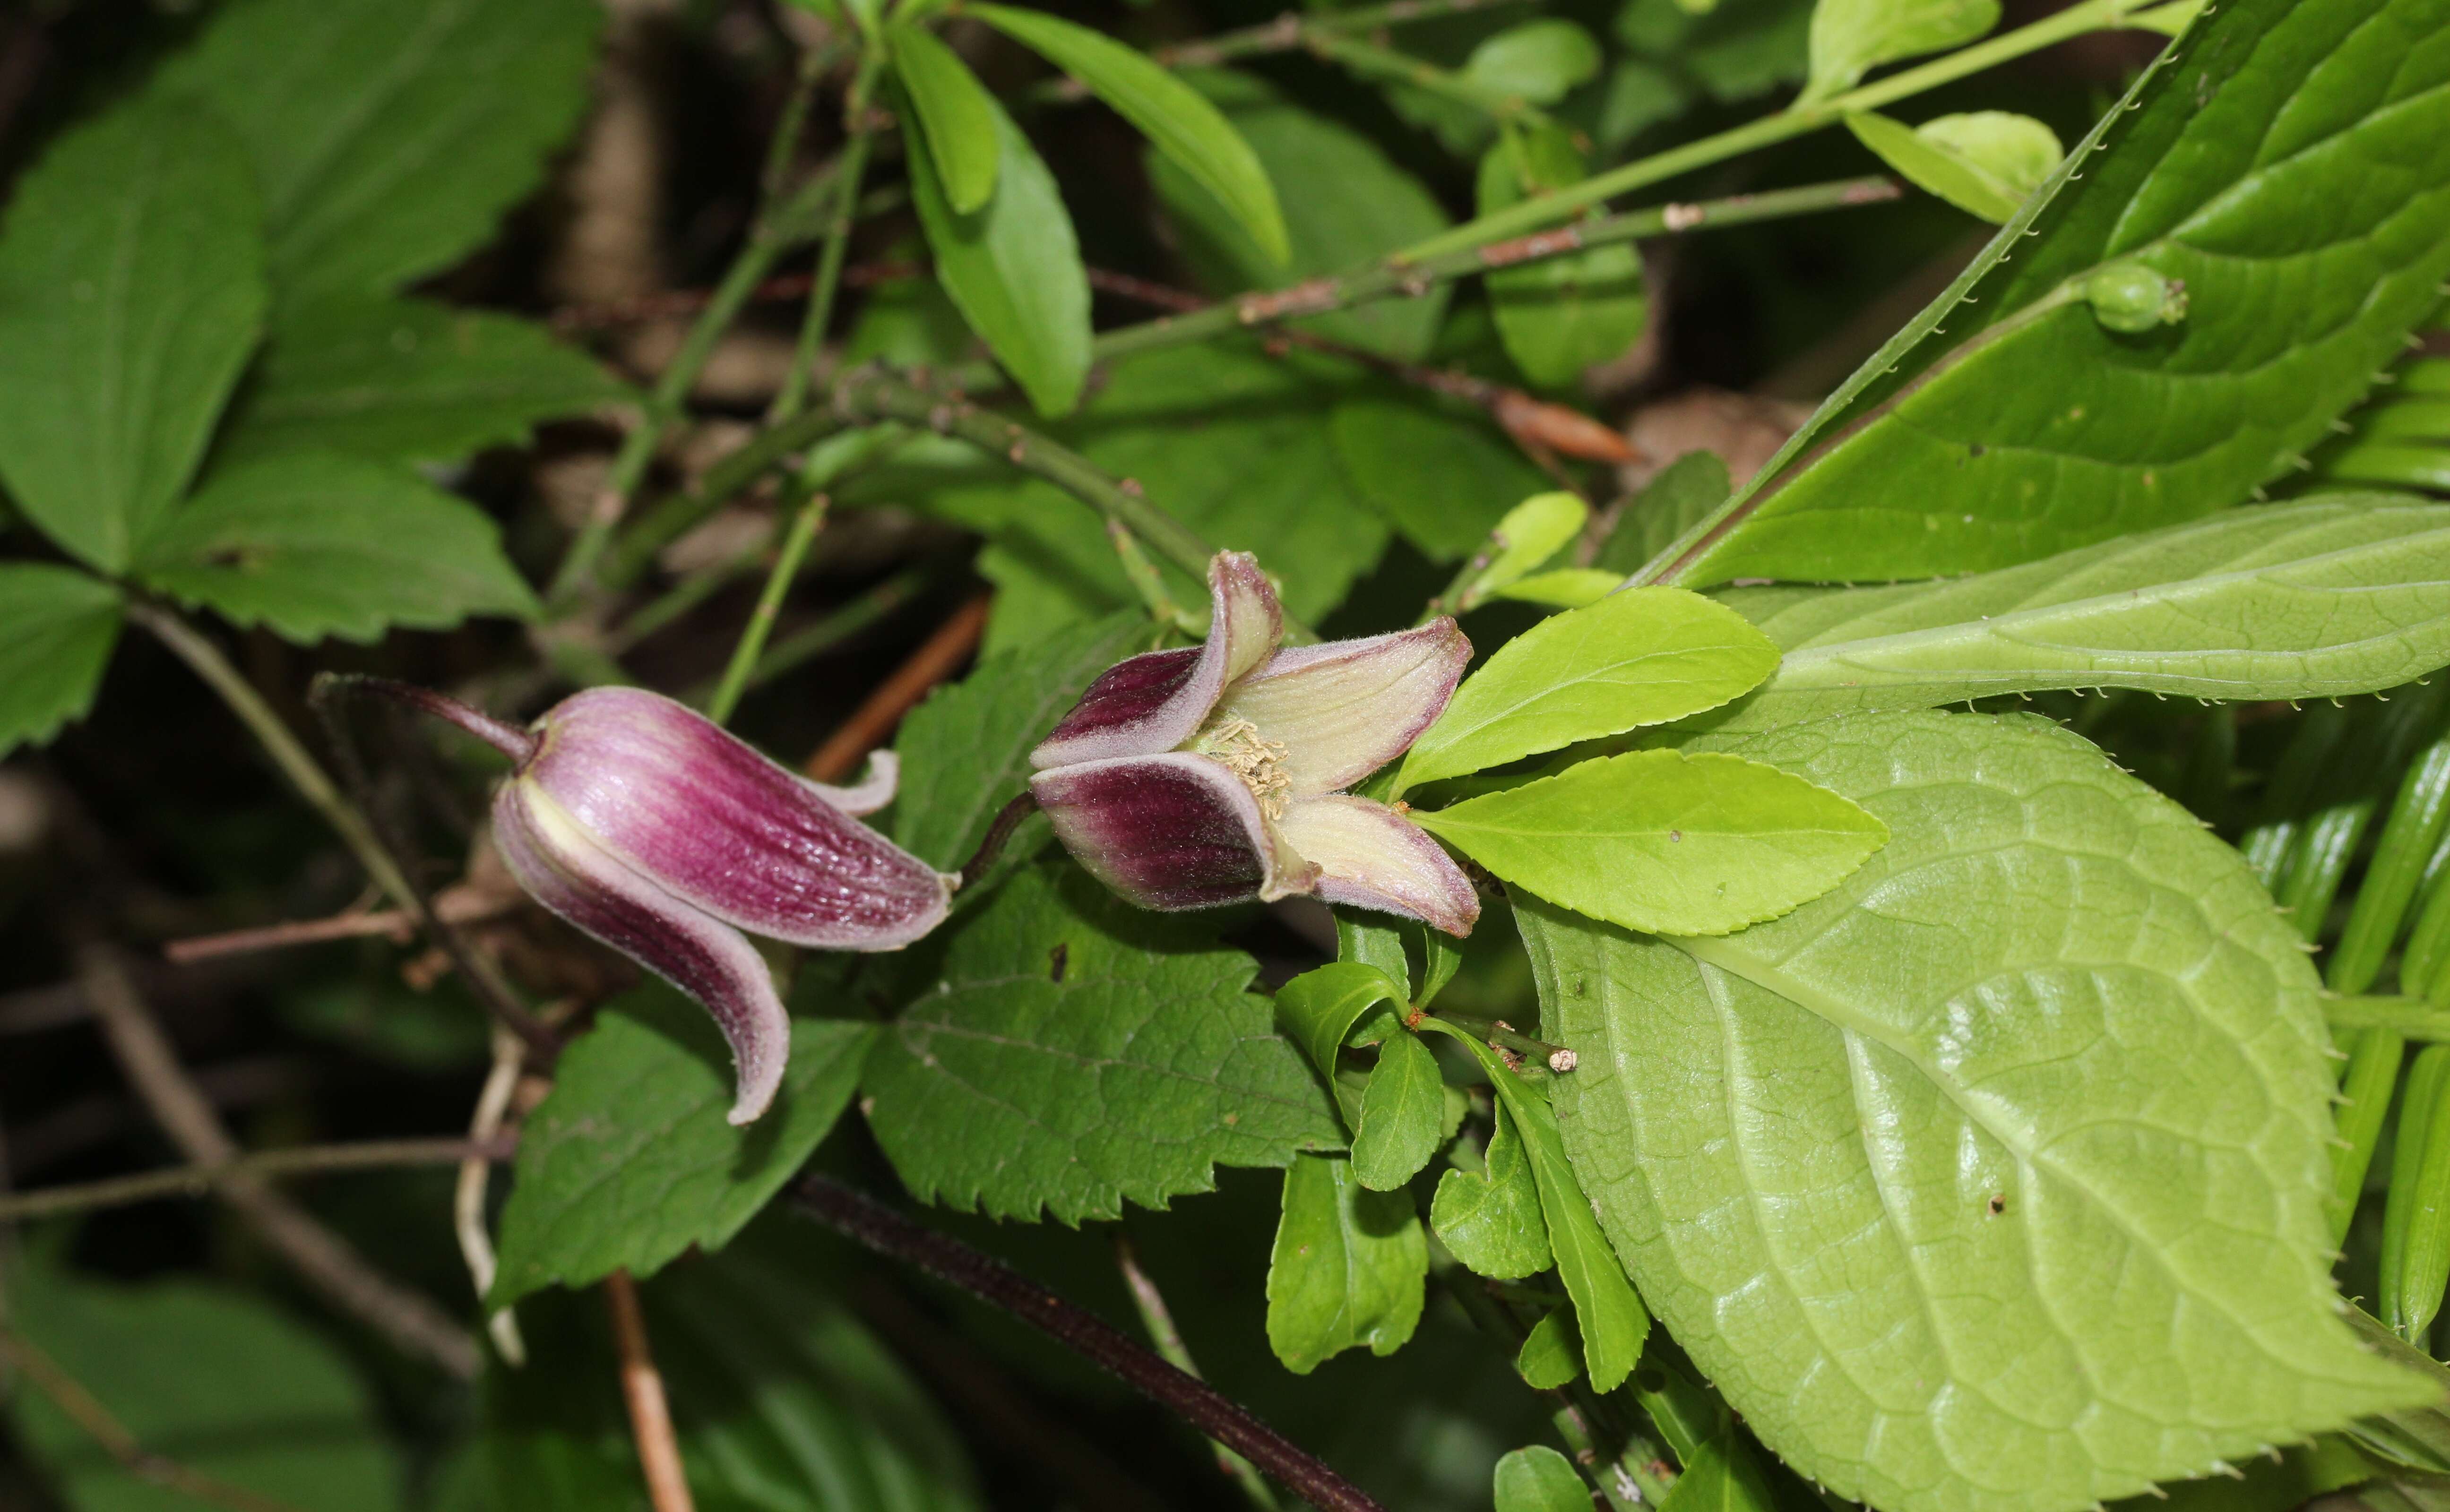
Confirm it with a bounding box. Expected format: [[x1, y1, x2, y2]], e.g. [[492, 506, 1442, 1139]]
[[0, 1331, 312, 1512], [1428, 1010, 1574, 1071], [705, 491, 830, 725], [774, 49, 887, 420], [790, 1175, 1389, 1512], [958, 792, 1042, 888], [70, 938, 482, 1379], [457, 1028, 531, 1366], [604, 1269, 697, 1512], [1303, 30, 1558, 134], [0, 1136, 510, 1225], [723, 561, 933, 698], [805, 593, 992, 782], [1115, 1230, 1280, 1512], [600, 404, 853, 592], [164, 890, 515, 966]]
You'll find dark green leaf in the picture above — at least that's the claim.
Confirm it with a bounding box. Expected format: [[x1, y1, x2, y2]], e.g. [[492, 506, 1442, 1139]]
[[133, 453, 539, 643], [1413, 750, 1889, 936], [215, 298, 629, 468], [1802, 0, 1997, 104], [6, 1250, 403, 1511], [1493, 1444, 1589, 1512], [1432, 1101, 1552, 1279], [1478, 128, 1648, 390], [0, 566, 121, 758], [1151, 77, 1450, 360], [863, 863, 1342, 1223], [158, 0, 602, 313], [1265, 1152, 1427, 1373], [1522, 711, 2435, 1512], [490, 988, 873, 1306], [1682, 0, 2450, 585], [970, 5, 1287, 263], [1846, 110, 2062, 224], [1654, 1432, 1778, 1512], [1513, 1309, 1583, 1391], [890, 610, 1160, 869], [1353, 1029, 1446, 1190], [1705, 498, 2450, 730], [0, 97, 265, 573], [842, 267, 975, 369], [1465, 21, 1604, 105], [1329, 391, 1551, 561], [1599, 451, 1728, 575], [1399, 588, 1778, 790], [907, 86, 1091, 418], [1615, 0, 1812, 105], [890, 24, 1001, 215]]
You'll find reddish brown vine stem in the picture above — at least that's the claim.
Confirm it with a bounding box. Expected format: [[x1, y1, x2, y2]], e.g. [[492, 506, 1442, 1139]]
[[790, 1175, 1389, 1512]]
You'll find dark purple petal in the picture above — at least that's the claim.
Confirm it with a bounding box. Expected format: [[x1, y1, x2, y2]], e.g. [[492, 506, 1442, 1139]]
[[526, 687, 949, 950], [1276, 795, 1480, 937], [494, 781, 788, 1124], [1212, 618, 1472, 796], [1030, 552, 1281, 769], [1030, 752, 1317, 911]]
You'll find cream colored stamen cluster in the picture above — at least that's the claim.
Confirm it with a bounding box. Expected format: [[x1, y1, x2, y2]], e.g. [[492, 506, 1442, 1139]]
[[1199, 718, 1291, 821]]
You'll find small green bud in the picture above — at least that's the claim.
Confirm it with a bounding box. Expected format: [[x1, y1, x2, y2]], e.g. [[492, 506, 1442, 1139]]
[[2084, 262, 2189, 333]]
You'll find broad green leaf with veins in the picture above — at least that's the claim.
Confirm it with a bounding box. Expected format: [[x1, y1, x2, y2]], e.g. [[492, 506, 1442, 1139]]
[[1266, 1152, 1427, 1372], [1432, 1100, 1552, 1279], [1519, 710, 2432, 1512], [862, 862, 1343, 1223], [1673, 0, 2450, 587], [1701, 498, 2450, 730], [1353, 1028, 1445, 1190]]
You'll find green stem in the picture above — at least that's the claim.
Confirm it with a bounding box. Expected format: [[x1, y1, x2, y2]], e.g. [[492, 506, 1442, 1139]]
[[2329, 996, 2450, 1043], [601, 405, 855, 591], [1114, 1231, 1280, 1512], [0, 1137, 508, 1225], [130, 605, 421, 916], [775, 49, 888, 421], [723, 562, 934, 697], [704, 491, 831, 725]]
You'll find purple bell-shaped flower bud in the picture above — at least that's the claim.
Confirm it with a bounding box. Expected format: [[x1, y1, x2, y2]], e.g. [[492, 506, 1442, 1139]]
[[1029, 553, 1481, 936], [403, 686, 950, 1124]]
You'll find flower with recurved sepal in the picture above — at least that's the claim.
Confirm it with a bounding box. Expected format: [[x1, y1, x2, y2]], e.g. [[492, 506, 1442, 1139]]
[[1029, 553, 1480, 935]]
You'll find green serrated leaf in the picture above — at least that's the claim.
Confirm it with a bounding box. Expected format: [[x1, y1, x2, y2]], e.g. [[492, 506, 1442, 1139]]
[[1414, 749, 1888, 936], [1684, 0, 2450, 585], [1401, 588, 1778, 790], [1513, 1308, 1584, 1391], [1846, 110, 2062, 223], [890, 24, 1001, 215], [1266, 1151, 1427, 1373], [158, 0, 602, 313], [1465, 21, 1604, 105], [906, 85, 1091, 418], [133, 453, 539, 644], [863, 863, 1342, 1223], [489, 989, 873, 1306], [891, 610, 1160, 869], [970, 5, 1287, 264], [1478, 127, 1648, 390], [1353, 1029, 1446, 1190], [1705, 498, 2450, 730], [1432, 1101, 1553, 1279], [0, 566, 121, 758], [1655, 1431, 1777, 1512], [1802, 0, 1997, 104], [214, 297, 629, 468], [6, 1251, 403, 1511], [0, 97, 265, 574], [1494, 1444, 1589, 1512], [1521, 710, 2437, 1512]]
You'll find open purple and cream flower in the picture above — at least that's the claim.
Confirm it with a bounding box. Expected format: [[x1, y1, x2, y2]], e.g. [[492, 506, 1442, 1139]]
[[1029, 553, 1480, 936], [391, 684, 950, 1125]]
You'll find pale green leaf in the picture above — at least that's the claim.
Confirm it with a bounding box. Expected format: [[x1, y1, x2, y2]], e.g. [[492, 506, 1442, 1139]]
[[1494, 1444, 1589, 1512], [1415, 749, 1886, 936], [1478, 127, 1648, 389], [133, 453, 539, 644], [0, 97, 265, 573], [1465, 21, 1604, 105], [1522, 710, 2435, 1512], [1803, 0, 1997, 104], [970, 5, 1287, 263], [1465, 491, 1589, 608], [1655, 1433, 1778, 1512], [1401, 587, 1778, 790], [1513, 1310, 1584, 1391], [1432, 1101, 1553, 1279], [1353, 1029, 1446, 1190], [1497, 568, 1626, 609], [1847, 110, 2062, 223], [158, 0, 602, 313], [862, 863, 1343, 1223], [890, 24, 1001, 215], [1266, 1152, 1427, 1373], [906, 86, 1091, 417], [214, 297, 630, 468], [1704, 498, 2450, 731], [0, 566, 121, 758], [489, 988, 873, 1306], [6, 1253, 402, 1511]]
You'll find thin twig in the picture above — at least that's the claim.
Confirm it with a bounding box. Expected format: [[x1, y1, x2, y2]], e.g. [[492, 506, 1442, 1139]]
[[957, 792, 1042, 888], [163, 890, 516, 965], [457, 1028, 531, 1365], [705, 490, 829, 725], [1303, 29, 1562, 136], [1033, 0, 1535, 93], [791, 1175, 1388, 1512], [0, 1330, 312, 1512], [1115, 1230, 1280, 1512], [725, 561, 934, 697], [773, 50, 887, 421], [70, 938, 482, 1379], [804, 594, 992, 782], [0, 1136, 510, 1224], [604, 1269, 697, 1512]]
